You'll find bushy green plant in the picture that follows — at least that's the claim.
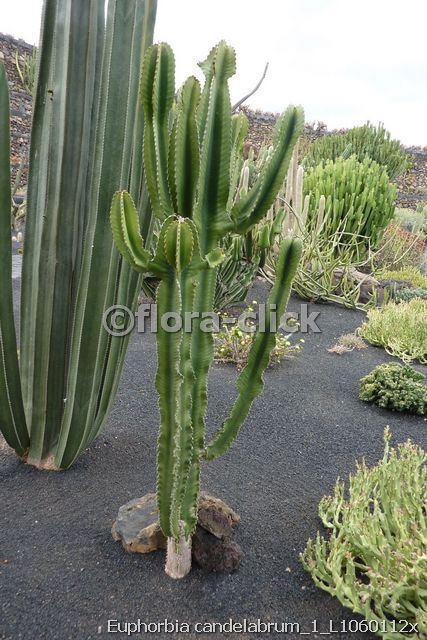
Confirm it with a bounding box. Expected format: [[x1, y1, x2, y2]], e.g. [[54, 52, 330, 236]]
[[375, 266, 427, 289], [263, 150, 380, 308], [303, 123, 410, 180], [214, 303, 303, 368], [301, 429, 427, 639], [304, 157, 396, 252], [359, 363, 427, 415], [373, 222, 425, 271], [395, 206, 427, 234], [360, 299, 427, 364], [395, 287, 427, 302]]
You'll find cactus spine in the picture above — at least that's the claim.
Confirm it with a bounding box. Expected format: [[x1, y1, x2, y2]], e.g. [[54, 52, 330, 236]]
[[111, 41, 303, 577], [0, 0, 157, 469]]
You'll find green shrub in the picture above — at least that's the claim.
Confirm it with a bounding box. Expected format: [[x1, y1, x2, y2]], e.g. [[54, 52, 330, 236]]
[[301, 429, 427, 639], [375, 266, 427, 289], [303, 123, 410, 180], [359, 299, 427, 364], [214, 303, 303, 368], [395, 206, 427, 234], [304, 157, 396, 251], [359, 363, 427, 415], [395, 287, 427, 302], [373, 223, 425, 271]]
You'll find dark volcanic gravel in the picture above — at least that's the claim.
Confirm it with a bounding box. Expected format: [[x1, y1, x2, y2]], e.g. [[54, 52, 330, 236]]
[[0, 280, 425, 640]]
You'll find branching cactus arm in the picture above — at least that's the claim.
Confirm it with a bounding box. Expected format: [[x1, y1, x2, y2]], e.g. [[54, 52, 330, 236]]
[[173, 77, 201, 218], [141, 43, 175, 221], [0, 64, 29, 455], [205, 237, 302, 460], [110, 192, 152, 272]]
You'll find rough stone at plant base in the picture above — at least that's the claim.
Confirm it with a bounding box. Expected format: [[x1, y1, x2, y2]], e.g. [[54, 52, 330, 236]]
[[112, 493, 243, 573]]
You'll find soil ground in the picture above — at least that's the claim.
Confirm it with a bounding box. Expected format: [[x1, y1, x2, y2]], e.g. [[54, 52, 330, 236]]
[[1, 278, 425, 640]]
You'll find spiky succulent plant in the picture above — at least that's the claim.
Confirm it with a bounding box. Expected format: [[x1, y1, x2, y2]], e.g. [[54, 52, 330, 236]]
[[301, 429, 427, 639], [110, 41, 303, 577]]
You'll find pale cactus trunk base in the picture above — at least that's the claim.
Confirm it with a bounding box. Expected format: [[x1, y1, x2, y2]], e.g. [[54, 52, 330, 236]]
[[25, 454, 61, 471], [165, 533, 192, 579]]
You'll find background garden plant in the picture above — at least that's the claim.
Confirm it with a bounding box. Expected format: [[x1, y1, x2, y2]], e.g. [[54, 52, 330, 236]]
[[262, 150, 382, 307], [359, 363, 427, 415], [303, 156, 396, 254], [395, 287, 427, 302], [359, 298, 427, 364], [301, 429, 426, 640], [373, 223, 425, 271], [110, 40, 303, 578], [375, 266, 427, 290], [213, 303, 303, 368], [302, 122, 411, 180]]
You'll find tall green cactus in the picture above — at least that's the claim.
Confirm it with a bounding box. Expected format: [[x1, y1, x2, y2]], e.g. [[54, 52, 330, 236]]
[[111, 41, 303, 578], [0, 0, 157, 469]]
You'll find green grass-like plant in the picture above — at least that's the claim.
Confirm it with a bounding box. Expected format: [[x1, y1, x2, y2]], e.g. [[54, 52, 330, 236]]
[[375, 267, 427, 289], [303, 123, 410, 180], [15, 49, 37, 94], [301, 429, 427, 639], [359, 363, 427, 415], [359, 299, 427, 364]]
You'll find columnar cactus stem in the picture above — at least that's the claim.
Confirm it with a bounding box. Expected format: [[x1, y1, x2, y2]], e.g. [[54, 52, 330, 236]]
[[110, 41, 304, 576], [0, 0, 157, 469], [0, 64, 29, 456]]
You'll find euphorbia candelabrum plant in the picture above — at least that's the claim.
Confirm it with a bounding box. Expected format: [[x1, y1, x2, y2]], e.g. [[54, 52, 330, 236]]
[[111, 41, 304, 578]]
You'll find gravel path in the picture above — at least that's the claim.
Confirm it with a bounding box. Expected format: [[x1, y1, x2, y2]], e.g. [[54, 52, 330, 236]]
[[1, 281, 425, 640]]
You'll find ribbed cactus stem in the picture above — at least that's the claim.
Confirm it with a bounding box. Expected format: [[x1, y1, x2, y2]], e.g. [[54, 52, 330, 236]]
[[110, 40, 304, 578], [0, 0, 158, 469]]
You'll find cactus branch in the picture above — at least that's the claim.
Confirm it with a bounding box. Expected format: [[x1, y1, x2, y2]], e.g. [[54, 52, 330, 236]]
[[205, 237, 302, 460], [141, 43, 175, 221]]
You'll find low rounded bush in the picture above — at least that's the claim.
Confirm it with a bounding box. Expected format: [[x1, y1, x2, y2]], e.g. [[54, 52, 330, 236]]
[[395, 287, 427, 303], [395, 206, 427, 234], [359, 299, 427, 364], [213, 303, 303, 369], [359, 363, 427, 415]]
